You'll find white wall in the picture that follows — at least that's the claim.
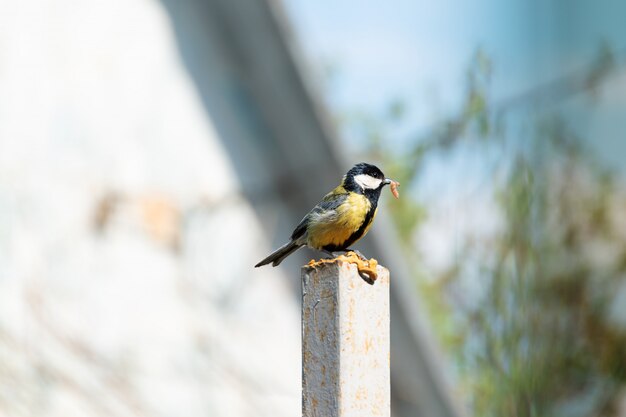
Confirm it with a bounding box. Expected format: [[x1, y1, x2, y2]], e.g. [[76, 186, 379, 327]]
[[0, 1, 300, 416]]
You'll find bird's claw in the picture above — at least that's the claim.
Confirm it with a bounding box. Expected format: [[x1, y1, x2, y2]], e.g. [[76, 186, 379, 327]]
[[308, 250, 379, 284], [346, 249, 368, 261], [337, 251, 379, 284]]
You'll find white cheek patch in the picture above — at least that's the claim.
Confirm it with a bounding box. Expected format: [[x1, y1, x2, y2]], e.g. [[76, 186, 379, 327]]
[[354, 174, 382, 190]]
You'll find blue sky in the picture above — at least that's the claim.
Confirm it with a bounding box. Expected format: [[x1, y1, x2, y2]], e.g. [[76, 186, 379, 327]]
[[284, 0, 626, 132], [285, 1, 529, 122]]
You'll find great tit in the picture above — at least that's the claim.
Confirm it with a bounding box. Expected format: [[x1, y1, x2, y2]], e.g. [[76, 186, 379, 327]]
[[255, 163, 398, 267]]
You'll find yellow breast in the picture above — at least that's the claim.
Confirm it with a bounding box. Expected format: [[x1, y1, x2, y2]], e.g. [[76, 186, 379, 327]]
[[307, 192, 372, 250]]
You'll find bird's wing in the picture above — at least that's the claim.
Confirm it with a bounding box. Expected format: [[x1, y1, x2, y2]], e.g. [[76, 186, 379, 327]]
[[290, 191, 348, 241]]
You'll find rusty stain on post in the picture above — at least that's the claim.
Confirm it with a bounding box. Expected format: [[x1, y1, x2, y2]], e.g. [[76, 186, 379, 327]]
[[302, 259, 390, 417]]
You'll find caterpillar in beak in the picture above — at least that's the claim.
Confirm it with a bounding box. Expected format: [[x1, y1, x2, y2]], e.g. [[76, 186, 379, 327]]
[[390, 180, 400, 199]]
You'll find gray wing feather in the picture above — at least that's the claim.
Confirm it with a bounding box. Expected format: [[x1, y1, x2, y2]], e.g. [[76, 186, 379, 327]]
[[290, 193, 348, 241]]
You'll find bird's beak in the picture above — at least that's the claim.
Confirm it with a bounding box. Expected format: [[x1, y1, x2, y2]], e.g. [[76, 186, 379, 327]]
[[383, 178, 393, 186]]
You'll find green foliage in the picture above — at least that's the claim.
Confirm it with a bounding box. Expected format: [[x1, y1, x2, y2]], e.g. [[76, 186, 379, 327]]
[[460, 144, 626, 416], [342, 45, 626, 417]]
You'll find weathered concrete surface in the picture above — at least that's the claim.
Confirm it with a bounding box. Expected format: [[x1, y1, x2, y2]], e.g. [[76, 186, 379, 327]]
[[302, 260, 390, 417]]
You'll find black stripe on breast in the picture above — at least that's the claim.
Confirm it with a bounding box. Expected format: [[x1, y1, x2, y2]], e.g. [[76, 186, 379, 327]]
[[322, 197, 379, 252]]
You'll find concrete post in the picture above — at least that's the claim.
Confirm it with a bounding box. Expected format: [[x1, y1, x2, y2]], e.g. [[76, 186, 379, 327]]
[[302, 259, 390, 417]]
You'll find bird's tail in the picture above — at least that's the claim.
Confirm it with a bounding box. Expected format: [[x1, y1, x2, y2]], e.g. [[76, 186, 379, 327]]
[[255, 240, 301, 267]]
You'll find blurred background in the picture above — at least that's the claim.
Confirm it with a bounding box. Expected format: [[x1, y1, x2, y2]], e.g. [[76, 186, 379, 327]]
[[1, 1, 626, 416]]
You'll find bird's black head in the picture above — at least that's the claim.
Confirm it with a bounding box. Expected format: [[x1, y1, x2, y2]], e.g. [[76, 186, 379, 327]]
[[342, 163, 391, 196]]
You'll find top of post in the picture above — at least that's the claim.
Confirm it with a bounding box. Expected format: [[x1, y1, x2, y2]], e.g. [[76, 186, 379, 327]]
[[302, 252, 387, 285]]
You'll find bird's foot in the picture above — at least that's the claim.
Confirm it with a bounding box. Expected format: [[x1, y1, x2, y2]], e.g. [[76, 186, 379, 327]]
[[337, 251, 379, 284], [343, 249, 368, 261], [306, 251, 379, 284]]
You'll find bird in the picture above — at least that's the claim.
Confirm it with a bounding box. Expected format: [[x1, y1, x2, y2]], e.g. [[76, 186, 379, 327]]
[[255, 162, 399, 268]]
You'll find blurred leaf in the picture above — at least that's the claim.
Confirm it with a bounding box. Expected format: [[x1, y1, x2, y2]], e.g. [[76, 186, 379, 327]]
[[337, 42, 625, 417], [386, 98, 407, 121]]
